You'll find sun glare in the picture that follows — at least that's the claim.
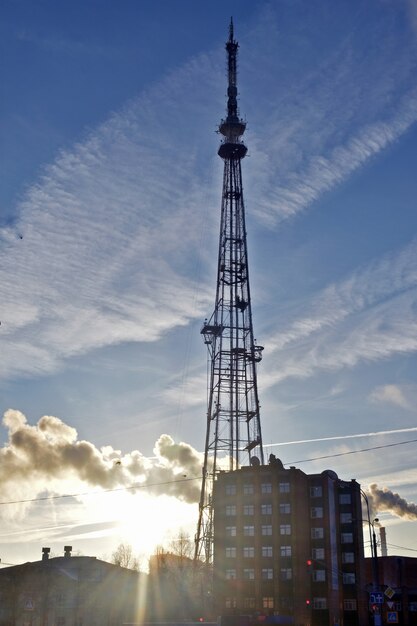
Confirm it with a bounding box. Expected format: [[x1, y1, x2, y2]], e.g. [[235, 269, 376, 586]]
[[104, 490, 197, 560]]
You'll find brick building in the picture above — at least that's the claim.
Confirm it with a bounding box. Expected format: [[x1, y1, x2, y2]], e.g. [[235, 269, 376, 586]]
[[213, 458, 367, 626], [364, 555, 417, 625]]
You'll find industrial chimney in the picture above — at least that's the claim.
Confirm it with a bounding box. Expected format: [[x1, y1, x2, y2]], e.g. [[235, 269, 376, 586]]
[[379, 527, 388, 557]]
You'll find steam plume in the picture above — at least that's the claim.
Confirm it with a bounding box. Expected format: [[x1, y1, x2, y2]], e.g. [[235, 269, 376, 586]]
[[366, 483, 417, 520], [0, 410, 202, 517]]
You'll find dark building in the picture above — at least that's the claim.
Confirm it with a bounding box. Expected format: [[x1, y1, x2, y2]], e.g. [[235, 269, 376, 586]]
[[0, 546, 144, 626], [148, 551, 196, 621], [213, 460, 367, 626], [364, 555, 417, 625]]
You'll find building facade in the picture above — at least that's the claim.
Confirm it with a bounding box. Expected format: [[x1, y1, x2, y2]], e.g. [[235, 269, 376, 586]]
[[213, 458, 367, 626], [0, 547, 144, 626], [364, 555, 417, 625]]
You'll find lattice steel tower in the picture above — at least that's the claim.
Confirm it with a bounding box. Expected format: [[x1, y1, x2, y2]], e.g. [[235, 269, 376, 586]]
[[195, 20, 264, 564]]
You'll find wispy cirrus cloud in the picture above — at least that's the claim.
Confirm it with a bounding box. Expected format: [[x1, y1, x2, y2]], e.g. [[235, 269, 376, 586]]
[[262, 239, 417, 386], [0, 53, 222, 380], [2, 3, 417, 385], [244, 4, 417, 224]]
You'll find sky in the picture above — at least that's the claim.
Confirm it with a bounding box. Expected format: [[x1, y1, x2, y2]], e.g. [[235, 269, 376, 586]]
[[1, 0, 417, 568]]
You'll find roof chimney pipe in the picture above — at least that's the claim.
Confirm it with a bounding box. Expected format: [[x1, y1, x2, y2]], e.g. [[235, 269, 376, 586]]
[[42, 547, 50, 561], [64, 545, 72, 558]]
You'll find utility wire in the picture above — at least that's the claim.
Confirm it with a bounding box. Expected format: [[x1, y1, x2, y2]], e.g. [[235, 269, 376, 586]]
[[286, 437, 417, 465], [0, 437, 416, 507], [387, 543, 417, 554], [0, 476, 198, 506]]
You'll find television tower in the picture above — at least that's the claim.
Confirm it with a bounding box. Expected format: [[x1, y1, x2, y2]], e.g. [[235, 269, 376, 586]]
[[195, 20, 264, 564]]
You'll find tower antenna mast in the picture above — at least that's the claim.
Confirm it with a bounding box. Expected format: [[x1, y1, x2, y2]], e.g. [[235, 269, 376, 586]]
[[195, 19, 264, 564]]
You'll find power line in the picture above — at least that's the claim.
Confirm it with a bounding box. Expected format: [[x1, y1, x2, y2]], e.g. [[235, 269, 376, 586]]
[[0, 437, 416, 507], [0, 476, 199, 506], [387, 543, 417, 554], [286, 437, 417, 466]]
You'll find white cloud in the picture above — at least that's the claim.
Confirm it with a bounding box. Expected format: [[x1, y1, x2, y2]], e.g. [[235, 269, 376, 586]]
[[369, 385, 413, 410]]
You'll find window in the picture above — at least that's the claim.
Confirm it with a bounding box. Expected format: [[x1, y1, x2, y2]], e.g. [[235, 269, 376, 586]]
[[225, 547, 236, 558], [279, 482, 290, 493], [261, 503, 272, 515], [243, 547, 254, 558], [226, 526, 236, 537], [313, 570, 326, 582], [244, 597, 256, 609], [243, 504, 254, 516], [342, 573, 356, 584], [243, 568, 255, 580], [312, 548, 325, 560], [226, 505, 236, 516], [243, 483, 254, 495], [341, 532, 353, 544], [280, 568, 292, 580], [262, 597, 274, 609], [225, 569, 236, 580], [262, 568, 273, 580], [225, 483, 236, 495], [244, 525, 255, 536], [313, 598, 327, 610], [311, 527, 324, 539], [339, 493, 351, 504], [261, 483, 272, 494], [340, 512, 352, 523], [409, 602, 417, 612], [280, 524, 291, 535], [344, 599, 357, 611], [310, 486, 322, 497], [280, 545, 292, 557], [262, 525, 273, 536], [342, 552, 354, 564], [311, 507, 323, 518], [262, 546, 273, 557], [280, 503, 291, 514], [280, 597, 293, 611], [225, 597, 237, 609]]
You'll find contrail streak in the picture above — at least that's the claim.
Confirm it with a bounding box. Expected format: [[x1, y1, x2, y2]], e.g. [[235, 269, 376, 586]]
[[264, 426, 417, 448]]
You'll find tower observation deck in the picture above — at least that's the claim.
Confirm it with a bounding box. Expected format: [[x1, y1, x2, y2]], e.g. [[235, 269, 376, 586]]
[[195, 21, 264, 565]]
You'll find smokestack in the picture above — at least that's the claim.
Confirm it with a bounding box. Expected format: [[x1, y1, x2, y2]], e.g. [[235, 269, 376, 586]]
[[64, 546, 72, 558], [42, 547, 50, 562], [379, 527, 388, 557]]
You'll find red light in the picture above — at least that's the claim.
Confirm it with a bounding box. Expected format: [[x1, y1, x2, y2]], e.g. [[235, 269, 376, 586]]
[[306, 599, 311, 605], [306, 559, 312, 566]]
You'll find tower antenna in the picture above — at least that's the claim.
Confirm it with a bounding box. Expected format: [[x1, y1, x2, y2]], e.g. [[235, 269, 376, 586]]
[[195, 21, 264, 565]]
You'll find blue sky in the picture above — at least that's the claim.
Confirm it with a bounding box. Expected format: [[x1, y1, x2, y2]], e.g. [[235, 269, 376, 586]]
[[1, 0, 417, 566]]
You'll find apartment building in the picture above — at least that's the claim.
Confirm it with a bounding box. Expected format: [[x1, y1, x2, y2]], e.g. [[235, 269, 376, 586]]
[[213, 457, 367, 626]]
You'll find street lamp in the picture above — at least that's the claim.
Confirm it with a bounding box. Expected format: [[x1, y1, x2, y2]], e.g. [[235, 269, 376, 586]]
[[360, 490, 379, 590], [370, 517, 380, 590]]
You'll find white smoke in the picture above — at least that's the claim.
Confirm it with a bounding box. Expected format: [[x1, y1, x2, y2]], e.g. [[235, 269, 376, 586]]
[[0, 409, 202, 518], [366, 483, 417, 520]]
